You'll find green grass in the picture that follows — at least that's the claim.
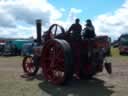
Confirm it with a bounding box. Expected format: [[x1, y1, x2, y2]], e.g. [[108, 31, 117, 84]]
[[111, 47, 128, 62], [0, 79, 42, 96], [0, 49, 127, 96], [0, 56, 23, 61], [111, 47, 120, 57]]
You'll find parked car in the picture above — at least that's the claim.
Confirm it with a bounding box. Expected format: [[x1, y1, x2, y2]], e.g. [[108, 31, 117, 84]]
[[2, 43, 17, 56], [119, 34, 128, 55], [21, 43, 34, 56], [113, 42, 119, 48], [11, 39, 34, 55], [0, 43, 5, 55]]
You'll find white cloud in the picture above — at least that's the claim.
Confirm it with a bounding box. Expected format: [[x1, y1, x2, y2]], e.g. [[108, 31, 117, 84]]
[[0, 0, 63, 38], [60, 8, 66, 12], [93, 0, 128, 40], [68, 8, 82, 23], [0, 0, 62, 25], [0, 9, 16, 27], [0, 0, 127, 41], [0, 0, 81, 38]]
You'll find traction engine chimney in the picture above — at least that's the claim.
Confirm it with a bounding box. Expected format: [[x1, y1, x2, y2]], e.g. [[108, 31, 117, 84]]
[[36, 19, 42, 45]]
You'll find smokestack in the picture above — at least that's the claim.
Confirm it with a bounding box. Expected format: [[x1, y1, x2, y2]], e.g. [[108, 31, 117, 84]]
[[36, 19, 42, 45]]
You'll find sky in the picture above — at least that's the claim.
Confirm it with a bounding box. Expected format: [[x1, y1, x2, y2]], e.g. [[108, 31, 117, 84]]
[[0, 0, 127, 41]]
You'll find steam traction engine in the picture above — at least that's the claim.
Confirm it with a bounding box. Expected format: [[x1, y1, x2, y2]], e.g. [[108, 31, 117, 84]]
[[22, 20, 112, 85]]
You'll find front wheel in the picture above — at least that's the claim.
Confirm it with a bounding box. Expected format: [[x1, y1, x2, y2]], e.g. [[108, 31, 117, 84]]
[[22, 56, 39, 76]]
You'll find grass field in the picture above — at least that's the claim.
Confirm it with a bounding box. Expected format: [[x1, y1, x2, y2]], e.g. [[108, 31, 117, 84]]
[[0, 48, 128, 96], [0, 56, 44, 96], [111, 47, 119, 57]]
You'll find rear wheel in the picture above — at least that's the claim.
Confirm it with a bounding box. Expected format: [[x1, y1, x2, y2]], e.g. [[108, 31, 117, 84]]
[[81, 48, 104, 79], [40, 39, 73, 85], [80, 63, 96, 79]]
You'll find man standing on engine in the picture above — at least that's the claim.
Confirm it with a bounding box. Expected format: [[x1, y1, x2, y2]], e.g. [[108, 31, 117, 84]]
[[68, 18, 82, 40], [83, 19, 96, 39]]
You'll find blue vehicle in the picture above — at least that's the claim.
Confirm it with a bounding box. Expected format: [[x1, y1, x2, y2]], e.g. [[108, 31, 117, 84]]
[[0, 43, 5, 55], [2, 43, 17, 56], [119, 34, 128, 55], [21, 43, 34, 56], [11, 39, 34, 55]]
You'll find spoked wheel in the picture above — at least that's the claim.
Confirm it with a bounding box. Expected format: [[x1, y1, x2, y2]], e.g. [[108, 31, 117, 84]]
[[48, 24, 65, 37], [81, 40, 99, 79], [22, 56, 39, 76], [82, 48, 105, 79], [41, 39, 73, 85]]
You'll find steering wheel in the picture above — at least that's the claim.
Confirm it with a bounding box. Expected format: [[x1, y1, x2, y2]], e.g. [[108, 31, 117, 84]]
[[48, 24, 65, 38]]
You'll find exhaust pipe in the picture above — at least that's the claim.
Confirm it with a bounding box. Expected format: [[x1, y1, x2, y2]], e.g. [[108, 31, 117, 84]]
[[36, 19, 42, 45]]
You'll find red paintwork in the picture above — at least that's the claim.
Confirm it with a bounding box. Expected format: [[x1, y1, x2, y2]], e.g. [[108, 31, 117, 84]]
[[22, 23, 111, 85], [23, 56, 35, 74], [0, 40, 6, 43], [119, 46, 128, 53], [41, 40, 65, 84], [95, 35, 110, 49]]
